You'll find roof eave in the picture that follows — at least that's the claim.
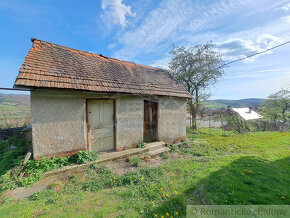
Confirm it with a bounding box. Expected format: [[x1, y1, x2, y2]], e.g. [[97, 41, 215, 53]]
[[13, 84, 192, 99]]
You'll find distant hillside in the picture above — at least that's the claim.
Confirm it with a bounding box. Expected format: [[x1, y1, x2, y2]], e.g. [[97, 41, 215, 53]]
[[204, 98, 264, 108], [0, 94, 31, 129], [0, 93, 30, 105]]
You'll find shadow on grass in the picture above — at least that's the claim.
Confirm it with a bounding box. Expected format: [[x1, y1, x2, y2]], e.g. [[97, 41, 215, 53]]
[[145, 156, 290, 217]]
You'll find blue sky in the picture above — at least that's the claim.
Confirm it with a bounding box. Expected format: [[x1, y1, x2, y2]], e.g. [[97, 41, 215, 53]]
[[0, 0, 290, 99]]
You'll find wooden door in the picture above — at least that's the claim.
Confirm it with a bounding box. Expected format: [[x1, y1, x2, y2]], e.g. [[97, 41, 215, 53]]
[[87, 100, 114, 152], [144, 100, 158, 142]]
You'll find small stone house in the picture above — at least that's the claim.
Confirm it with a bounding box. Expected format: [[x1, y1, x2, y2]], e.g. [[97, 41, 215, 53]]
[[14, 39, 191, 159]]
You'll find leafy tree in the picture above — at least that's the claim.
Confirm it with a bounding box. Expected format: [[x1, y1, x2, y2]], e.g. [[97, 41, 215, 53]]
[[260, 88, 290, 122], [169, 42, 225, 129]]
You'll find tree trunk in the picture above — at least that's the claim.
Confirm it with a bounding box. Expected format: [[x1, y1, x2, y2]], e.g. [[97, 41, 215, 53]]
[[281, 105, 288, 123], [192, 87, 199, 130], [188, 99, 196, 130]]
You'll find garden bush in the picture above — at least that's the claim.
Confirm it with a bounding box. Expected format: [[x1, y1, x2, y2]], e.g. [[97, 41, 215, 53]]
[[0, 137, 27, 176], [137, 142, 146, 148], [69, 151, 98, 164], [129, 156, 142, 167], [0, 149, 100, 192], [160, 152, 169, 159], [169, 144, 179, 153], [25, 156, 70, 174]]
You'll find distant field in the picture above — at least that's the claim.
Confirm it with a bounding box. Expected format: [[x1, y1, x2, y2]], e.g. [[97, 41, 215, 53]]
[[204, 98, 264, 108], [0, 94, 31, 128]]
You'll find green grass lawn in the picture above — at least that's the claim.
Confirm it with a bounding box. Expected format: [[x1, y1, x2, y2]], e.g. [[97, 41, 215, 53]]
[[0, 129, 289, 217]]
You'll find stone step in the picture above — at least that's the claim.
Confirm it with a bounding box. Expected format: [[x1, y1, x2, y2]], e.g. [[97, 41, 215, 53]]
[[98, 148, 148, 163], [148, 147, 170, 157], [146, 141, 165, 151], [44, 142, 166, 178]]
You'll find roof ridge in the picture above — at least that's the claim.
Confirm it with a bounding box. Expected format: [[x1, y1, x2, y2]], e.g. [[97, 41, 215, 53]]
[[30, 38, 169, 72]]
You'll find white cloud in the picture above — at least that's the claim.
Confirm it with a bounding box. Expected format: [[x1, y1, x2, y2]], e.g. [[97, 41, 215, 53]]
[[113, 0, 251, 60], [101, 0, 135, 28], [281, 15, 290, 23], [277, 3, 290, 11], [150, 33, 283, 69], [149, 57, 170, 70], [110, 0, 290, 63], [214, 34, 282, 61], [228, 14, 290, 42], [224, 68, 289, 79]]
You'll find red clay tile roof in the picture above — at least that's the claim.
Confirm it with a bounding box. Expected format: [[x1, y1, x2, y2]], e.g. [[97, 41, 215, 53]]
[[14, 39, 191, 98]]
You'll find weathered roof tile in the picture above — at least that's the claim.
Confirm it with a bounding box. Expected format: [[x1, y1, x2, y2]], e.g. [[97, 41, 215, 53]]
[[14, 39, 191, 98]]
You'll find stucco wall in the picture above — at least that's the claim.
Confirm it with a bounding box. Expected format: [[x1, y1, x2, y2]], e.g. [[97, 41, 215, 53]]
[[116, 95, 187, 147], [116, 96, 144, 149], [31, 91, 87, 159], [31, 90, 187, 158], [158, 96, 187, 143]]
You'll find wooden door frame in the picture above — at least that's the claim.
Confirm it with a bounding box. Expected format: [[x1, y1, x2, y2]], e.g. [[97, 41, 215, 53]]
[[86, 98, 116, 151], [143, 100, 158, 142]]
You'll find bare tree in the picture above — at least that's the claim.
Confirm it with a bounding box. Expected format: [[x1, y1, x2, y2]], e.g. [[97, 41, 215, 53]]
[[169, 42, 225, 129]]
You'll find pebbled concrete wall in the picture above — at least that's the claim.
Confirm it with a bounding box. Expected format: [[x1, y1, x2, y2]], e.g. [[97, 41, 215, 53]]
[[31, 91, 87, 159], [31, 90, 187, 158], [115, 96, 144, 149], [158, 96, 187, 143]]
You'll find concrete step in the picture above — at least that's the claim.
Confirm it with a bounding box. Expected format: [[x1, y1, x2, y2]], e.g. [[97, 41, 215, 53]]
[[44, 142, 166, 178], [98, 148, 148, 163], [146, 141, 165, 151], [148, 147, 169, 157]]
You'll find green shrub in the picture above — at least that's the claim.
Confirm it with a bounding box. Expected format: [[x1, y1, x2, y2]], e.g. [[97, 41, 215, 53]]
[[25, 156, 69, 174], [47, 182, 64, 192], [116, 171, 141, 186], [82, 178, 107, 192], [169, 144, 179, 153], [19, 171, 44, 187], [69, 151, 98, 164], [96, 166, 113, 176], [29, 189, 60, 204], [0, 140, 9, 155], [0, 174, 18, 192], [82, 166, 113, 192], [160, 152, 169, 159], [69, 174, 79, 184], [129, 156, 142, 167], [0, 196, 13, 205], [140, 167, 163, 179], [0, 137, 27, 176], [0, 150, 100, 193], [137, 142, 146, 148], [89, 163, 98, 170]]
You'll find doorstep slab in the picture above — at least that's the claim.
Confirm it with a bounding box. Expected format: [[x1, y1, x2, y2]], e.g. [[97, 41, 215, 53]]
[[44, 142, 164, 178]]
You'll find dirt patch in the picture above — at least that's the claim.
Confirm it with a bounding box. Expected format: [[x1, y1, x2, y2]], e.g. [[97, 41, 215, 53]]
[[102, 153, 189, 175], [102, 155, 166, 175]]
